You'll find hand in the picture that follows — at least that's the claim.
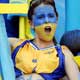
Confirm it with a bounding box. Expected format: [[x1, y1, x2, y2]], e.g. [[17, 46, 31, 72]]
[[23, 73, 44, 80]]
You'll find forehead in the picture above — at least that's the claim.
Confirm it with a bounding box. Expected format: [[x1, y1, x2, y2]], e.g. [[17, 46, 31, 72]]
[[34, 4, 55, 15]]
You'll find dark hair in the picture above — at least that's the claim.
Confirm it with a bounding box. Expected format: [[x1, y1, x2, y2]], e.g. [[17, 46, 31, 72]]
[[28, 0, 58, 21], [60, 30, 80, 56]]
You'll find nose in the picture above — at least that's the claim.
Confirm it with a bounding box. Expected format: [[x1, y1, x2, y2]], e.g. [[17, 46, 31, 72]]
[[45, 16, 49, 23]]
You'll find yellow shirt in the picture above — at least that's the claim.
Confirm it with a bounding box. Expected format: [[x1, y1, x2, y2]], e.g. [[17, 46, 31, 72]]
[[15, 42, 59, 74]]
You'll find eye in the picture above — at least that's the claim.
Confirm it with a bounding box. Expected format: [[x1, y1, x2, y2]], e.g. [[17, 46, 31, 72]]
[[48, 14, 55, 18], [37, 15, 44, 19]]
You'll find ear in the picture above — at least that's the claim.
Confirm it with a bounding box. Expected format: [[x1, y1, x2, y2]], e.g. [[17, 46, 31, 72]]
[[29, 20, 34, 29]]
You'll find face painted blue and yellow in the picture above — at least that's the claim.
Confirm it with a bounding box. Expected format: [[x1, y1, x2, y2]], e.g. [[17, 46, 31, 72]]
[[32, 4, 57, 26], [32, 4, 58, 41]]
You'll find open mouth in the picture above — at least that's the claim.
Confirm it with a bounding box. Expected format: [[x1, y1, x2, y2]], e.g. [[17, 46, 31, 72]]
[[44, 26, 51, 33]]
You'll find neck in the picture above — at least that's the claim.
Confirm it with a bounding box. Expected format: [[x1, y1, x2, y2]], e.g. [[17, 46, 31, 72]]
[[34, 38, 55, 49]]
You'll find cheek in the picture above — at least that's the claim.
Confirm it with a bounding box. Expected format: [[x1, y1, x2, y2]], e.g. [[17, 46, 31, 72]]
[[35, 28, 43, 34], [32, 16, 39, 26], [32, 16, 45, 26], [33, 19, 44, 26], [35, 27, 45, 37]]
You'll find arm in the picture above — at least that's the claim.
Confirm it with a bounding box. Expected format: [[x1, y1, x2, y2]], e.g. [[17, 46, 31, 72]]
[[8, 38, 19, 51], [8, 38, 19, 47], [8, 38, 26, 51], [62, 46, 79, 80]]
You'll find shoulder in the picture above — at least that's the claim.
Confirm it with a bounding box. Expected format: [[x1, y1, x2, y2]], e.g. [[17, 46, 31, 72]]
[[9, 38, 26, 51], [61, 45, 73, 58], [61, 45, 80, 68]]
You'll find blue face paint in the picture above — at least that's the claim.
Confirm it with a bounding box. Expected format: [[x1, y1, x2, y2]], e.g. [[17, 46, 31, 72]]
[[32, 4, 57, 26]]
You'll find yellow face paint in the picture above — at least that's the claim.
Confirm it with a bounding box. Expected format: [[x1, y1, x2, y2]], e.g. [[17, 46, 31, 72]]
[[35, 23, 57, 41]]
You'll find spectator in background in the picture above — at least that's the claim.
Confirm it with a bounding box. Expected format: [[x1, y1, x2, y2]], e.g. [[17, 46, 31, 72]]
[[60, 30, 80, 70], [60, 30, 80, 56]]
